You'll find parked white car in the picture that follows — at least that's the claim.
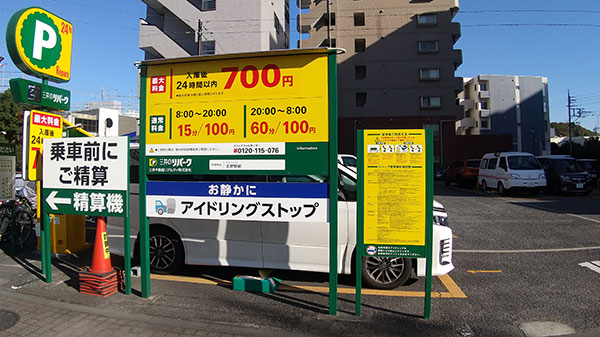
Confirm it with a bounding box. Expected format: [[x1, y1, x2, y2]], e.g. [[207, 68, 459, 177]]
[[478, 152, 546, 195], [107, 148, 453, 289]]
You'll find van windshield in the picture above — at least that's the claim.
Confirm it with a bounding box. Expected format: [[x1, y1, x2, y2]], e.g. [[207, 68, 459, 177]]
[[507, 156, 542, 170]]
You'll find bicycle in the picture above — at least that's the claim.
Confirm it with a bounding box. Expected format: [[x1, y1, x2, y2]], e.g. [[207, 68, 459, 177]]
[[0, 198, 35, 247]]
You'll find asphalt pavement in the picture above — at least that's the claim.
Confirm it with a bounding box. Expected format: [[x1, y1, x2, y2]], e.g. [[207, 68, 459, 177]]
[[1, 184, 599, 337]]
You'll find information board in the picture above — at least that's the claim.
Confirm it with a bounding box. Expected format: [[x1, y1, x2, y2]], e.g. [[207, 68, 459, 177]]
[[362, 129, 427, 257], [42, 136, 129, 217], [0, 144, 16, 200], [143, 50, 330, 175], [146, 181, 328, 222]]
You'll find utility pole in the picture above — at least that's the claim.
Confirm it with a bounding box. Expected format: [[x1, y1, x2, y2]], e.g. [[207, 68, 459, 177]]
[[568, 90, 573, 156]]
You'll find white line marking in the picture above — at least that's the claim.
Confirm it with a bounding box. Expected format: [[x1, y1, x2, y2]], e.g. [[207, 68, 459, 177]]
[[579, 262, 600, 274], [566, 213, 600, 224], [591, 261, 600, 268], [455, 246, 600, 253]]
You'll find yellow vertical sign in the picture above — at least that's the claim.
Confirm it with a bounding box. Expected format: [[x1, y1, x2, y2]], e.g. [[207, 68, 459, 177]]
[[28, 110, 63, 181], [363, 130, 426, 247]]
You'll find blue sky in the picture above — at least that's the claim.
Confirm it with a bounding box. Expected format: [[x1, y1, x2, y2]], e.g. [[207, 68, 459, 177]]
[[1, 0, 599, 132]]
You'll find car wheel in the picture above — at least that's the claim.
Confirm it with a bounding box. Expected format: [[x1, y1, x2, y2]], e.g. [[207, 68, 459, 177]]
[[362, 256, 412, 290], [498, 182, 507, 196], [149, 226, 184, 274], [481, 180, 488, 193]]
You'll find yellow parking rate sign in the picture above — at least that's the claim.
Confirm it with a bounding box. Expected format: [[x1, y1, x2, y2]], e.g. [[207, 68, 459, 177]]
[[145, 53, 329, 146], [27, 110, 62, 180]]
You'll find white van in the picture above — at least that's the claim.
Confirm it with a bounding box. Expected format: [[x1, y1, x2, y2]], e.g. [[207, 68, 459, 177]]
[[107, 146, 453, 290], [477, 152, 546, 195]]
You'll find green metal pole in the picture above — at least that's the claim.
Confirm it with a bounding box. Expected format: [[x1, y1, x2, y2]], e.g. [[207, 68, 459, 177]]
[[124, 141, 132, 295], [139, 65, 151, 298], [424, 129, 434, 319], [328, 51, 338, 315], [42, 210, 51, 283], [355, 130, 364, 316]]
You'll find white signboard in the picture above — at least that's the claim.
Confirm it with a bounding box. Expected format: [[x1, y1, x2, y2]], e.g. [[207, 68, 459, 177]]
[[43, 136, 128, 190]]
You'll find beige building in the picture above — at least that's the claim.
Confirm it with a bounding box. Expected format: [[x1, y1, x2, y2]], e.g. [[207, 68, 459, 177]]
[[298, 0, 463, 156], [140, 0, 290, 59]]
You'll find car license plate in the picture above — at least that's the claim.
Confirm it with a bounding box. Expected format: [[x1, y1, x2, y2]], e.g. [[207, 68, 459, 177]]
[[576, 183, 584, 189]]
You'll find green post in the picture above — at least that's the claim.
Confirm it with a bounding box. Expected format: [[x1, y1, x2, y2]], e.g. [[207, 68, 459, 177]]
[[139, 65, 151, 298], [124, 141, 132, 295], [41, 209, 51, 283], [424, 129, 434, 319], [328, 50, 338, 315], [355, 130, 364, 316]]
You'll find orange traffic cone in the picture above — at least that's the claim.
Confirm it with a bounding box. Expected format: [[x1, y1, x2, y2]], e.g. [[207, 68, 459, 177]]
[[88, 217, 113, 274], [78, 217, 123, 297]]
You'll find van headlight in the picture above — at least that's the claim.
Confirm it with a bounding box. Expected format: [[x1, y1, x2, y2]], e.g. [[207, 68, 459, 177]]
[[434, 215, 448, 227], [539, 173, 545, 179], [560, 175, 570, 181], [509, 173, 520, 179]]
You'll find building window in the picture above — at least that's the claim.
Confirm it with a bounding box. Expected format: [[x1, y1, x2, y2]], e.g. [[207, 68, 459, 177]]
[[200, 40, 215, 55], [328, 12, 336, 26], [481, 118, 490, 129], [355, 65, 366, 79], [418, 41, 439, 53], [419, 68, 440, 81], [355, 38, 366, 52], [422, 123, 440, 140], [201, 0, 216, 11], [417, 14, 437, 26], [479, 81, 488, 91], [354, 13, 365, 26], [480, 100, 489, 109], [420, 96, 441, 108], [356, 92, 367, 107]]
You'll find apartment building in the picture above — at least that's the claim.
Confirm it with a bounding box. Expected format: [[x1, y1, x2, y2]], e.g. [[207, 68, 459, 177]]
[[460, 75, 551, 156], [140, 0, 290, 59], [298, 0, 463, 157]]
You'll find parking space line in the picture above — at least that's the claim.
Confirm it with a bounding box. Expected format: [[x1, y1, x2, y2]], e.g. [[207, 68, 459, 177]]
[[150, 273, 467, 299]]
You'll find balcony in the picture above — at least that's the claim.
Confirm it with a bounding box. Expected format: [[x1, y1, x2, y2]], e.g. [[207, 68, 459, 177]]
[[452, 49, 463, 69], [451, 22, 461, 43], [480, 109, 491, 118], [460, 99, 475, 110], [139, 19, 189, 59], [479, 91, 490, 99], [455, 117, 475, 134]]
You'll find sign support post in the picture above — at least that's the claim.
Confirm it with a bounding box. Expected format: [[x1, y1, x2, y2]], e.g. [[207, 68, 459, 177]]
[[139, 65, 151, 298], [355, 131, 364, 316], [424, 129, 433, 319], [328, 51, 338, 315]]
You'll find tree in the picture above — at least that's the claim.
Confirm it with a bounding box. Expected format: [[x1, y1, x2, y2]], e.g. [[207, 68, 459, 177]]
[[551, 122, 598, 137], [0, 89, 29, 170]]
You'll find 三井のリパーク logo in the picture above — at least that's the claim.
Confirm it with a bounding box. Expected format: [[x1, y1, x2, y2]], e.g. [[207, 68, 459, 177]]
[[6, 7, 73, 83]]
